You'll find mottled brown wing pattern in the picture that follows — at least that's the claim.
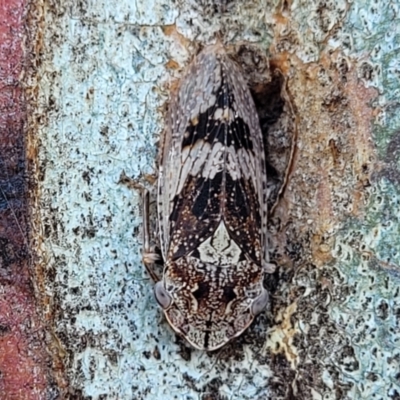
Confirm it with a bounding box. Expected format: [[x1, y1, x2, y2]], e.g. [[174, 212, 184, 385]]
[[159, 45, 267, 262], [156, 43, 269, 350]]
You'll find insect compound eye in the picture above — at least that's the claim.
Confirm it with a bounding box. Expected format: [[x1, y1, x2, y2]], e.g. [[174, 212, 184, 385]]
[[250, 288, 269, 316], [154, 281, 173, 309]]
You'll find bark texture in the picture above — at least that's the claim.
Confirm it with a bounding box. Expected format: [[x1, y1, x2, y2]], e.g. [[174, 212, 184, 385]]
[[26, 0, 400, 398]]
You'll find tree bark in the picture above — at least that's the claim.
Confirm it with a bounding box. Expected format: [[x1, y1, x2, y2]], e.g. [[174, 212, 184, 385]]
[[23, 0, 400, 398]]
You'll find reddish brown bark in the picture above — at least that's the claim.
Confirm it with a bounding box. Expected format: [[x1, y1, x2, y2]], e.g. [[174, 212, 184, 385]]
[[0, 1, 50, 398]]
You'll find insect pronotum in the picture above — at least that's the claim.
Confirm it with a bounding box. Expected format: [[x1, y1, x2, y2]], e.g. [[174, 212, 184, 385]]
[[144, 43, 274, 351]]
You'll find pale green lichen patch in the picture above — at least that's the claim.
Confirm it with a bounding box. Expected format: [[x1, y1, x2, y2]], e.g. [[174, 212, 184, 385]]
[[344, 0, 400, 160], [362, 179, 400, 270], [174, 0, 278, 50], [330, 177, 400, 398]]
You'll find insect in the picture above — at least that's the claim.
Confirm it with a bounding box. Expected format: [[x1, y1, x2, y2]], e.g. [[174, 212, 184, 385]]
[[141, 43, 274, 351]]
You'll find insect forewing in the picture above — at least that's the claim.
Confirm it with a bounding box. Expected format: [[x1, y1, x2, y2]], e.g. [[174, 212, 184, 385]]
[[157, 43, 269, 350]]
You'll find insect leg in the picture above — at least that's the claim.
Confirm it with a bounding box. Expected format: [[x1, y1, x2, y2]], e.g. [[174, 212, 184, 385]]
[[119, 171, 161, 282], [141, 189, 161, 282]]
